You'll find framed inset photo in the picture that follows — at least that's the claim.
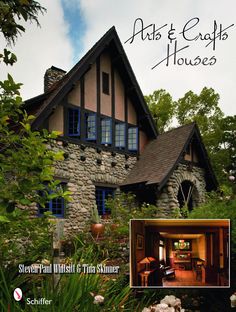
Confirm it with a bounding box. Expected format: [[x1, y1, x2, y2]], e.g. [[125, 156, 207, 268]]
[[136, 234, 144, 249], [130, 219, 230, 288]]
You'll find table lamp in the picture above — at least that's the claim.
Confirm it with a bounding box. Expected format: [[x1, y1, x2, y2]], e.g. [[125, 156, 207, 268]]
[[139, 257, 156, 271]]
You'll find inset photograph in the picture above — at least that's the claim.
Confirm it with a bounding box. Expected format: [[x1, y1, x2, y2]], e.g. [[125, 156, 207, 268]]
[[130, 219, 230, 288]]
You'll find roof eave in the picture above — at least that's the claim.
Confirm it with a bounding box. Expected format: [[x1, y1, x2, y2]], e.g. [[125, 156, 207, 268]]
[[29, 26, 158, 138], [156, 123, 218, 191]]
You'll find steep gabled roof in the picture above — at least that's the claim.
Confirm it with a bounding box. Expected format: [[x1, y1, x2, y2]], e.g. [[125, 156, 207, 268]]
[[122, 123, 218, 191], [26, 26, 157, 138]]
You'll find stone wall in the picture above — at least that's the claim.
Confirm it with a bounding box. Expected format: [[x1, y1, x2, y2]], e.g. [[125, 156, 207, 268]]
[[156, 163, 206, 217], [46, 141, 137, 236]]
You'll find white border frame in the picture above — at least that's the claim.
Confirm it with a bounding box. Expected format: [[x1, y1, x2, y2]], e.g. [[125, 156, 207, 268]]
[[129, 218, 231, 289]]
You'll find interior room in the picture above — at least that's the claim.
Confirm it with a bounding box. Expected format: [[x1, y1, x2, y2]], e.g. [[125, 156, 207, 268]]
[[130, 219, 229, 288]]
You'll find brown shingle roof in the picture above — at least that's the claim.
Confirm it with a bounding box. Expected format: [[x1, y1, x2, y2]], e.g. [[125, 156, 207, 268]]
[[122, 123, 196, 187]]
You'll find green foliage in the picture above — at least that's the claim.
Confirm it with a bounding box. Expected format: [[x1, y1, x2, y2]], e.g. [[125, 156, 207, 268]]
[[145, 89, 175, 133], [0, 48, 17, 65], [0, 37, 68, 213], [216, 115, 236, 185], [71, 231, 126, 264], [106, 192, 158, 227], [0, 267, 102, 312], [0, 266, 30, 311], [0, 236, 135, 312], [0, 0, 46, 45], [176, 88, 222, 130], [189, 195, 236, 253], [145, 87, 236, 189], [0, 208, 54, 266], [0, 75, 66, 209], [91, 204, 101, 224]]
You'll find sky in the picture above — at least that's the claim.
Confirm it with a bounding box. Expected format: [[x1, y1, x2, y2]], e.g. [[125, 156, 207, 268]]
[[0, 0, 236, 116]]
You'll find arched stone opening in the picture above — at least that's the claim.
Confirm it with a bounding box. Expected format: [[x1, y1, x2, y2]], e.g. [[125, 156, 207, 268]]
[[156, 164, 206, 217], [177, 180, 199, 211]]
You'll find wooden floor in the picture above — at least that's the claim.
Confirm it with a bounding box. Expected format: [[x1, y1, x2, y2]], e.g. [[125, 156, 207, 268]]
[[163, 269, 213, 287]]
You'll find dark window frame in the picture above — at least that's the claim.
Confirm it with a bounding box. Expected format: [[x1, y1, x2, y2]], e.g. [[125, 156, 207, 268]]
[[85, 112, 97, 141], [95, 187, 115, 215], [115, 122, 126, 149], [68, 108, 80, 137], [102, 72, 110, 95], [38, 183, 66, 218], [101, 117, 112, 145], [65, 104, 139, 154], [128, 126, 138, 151]]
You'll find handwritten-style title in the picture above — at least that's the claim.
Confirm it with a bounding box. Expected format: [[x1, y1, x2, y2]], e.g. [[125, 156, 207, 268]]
[[124, 17, 234, 69]]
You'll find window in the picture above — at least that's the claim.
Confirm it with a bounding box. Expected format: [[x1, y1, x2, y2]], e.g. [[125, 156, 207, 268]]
[[101, 117, 112, 144], [159, 240, 164, 261], [38, 183, 66, 218], [115, 123, 125, 148], [102, 72, 109, 95], [68, 108, 80, 136], [95, 187, 114, 215], [85, 113, 96, 140], [128, 127, 138, 151]]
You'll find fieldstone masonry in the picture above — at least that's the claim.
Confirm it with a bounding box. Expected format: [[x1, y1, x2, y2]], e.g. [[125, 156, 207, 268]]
[[156, 163, 206, 217], [44, 66, 66, 92], [28, 144, 207, 235], [52, 140, 137, 236]]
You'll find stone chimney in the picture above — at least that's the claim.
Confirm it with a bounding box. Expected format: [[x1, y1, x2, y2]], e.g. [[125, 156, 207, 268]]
[[44, 66, 66, 92]]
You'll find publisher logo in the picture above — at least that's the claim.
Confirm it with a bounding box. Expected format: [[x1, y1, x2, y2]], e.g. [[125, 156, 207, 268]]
[[13, 288, 22, 301]]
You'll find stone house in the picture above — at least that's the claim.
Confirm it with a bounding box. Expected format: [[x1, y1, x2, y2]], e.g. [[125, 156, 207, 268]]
[[25, 27, 217, 234]]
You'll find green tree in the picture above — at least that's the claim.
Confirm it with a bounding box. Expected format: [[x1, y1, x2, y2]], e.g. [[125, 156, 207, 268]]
[[145, 89, 175, 133], [216, 115, 236, 187], [0, 0, 45, 44], [0, 1, 69, 213], [176, 88, 224, 151], [145, 87, 236, 188]]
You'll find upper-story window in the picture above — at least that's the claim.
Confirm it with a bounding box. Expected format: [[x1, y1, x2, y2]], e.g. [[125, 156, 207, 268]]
[[115, 123, 125, 148], [68, 108, 80, 136], [102, 72, 109, 95], [128, 127, 138, 151], [85, 113, 96, 140], [101, 117, 112, 145], [38, 183, 66, 218], [66, 108, 139, 153]]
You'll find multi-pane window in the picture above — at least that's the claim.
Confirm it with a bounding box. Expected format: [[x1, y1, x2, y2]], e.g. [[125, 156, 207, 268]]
[[85, 113, 96, 140], [68, 108, 80, 136], [95, 187, 114, 215], [115, 123, 125, 148], [128, 127, 138, 151], [67, 107, 139, 153], [38, 183, 66, 218], [101, 117, 112, 144], [102, 72, 109, 95]]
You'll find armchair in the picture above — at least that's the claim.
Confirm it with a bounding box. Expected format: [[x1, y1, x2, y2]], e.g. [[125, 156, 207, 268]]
[[160, 262, 175, 279]]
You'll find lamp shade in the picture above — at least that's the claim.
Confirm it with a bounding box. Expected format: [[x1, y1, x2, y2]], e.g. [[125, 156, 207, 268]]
[[139, 257, 156, 264]]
